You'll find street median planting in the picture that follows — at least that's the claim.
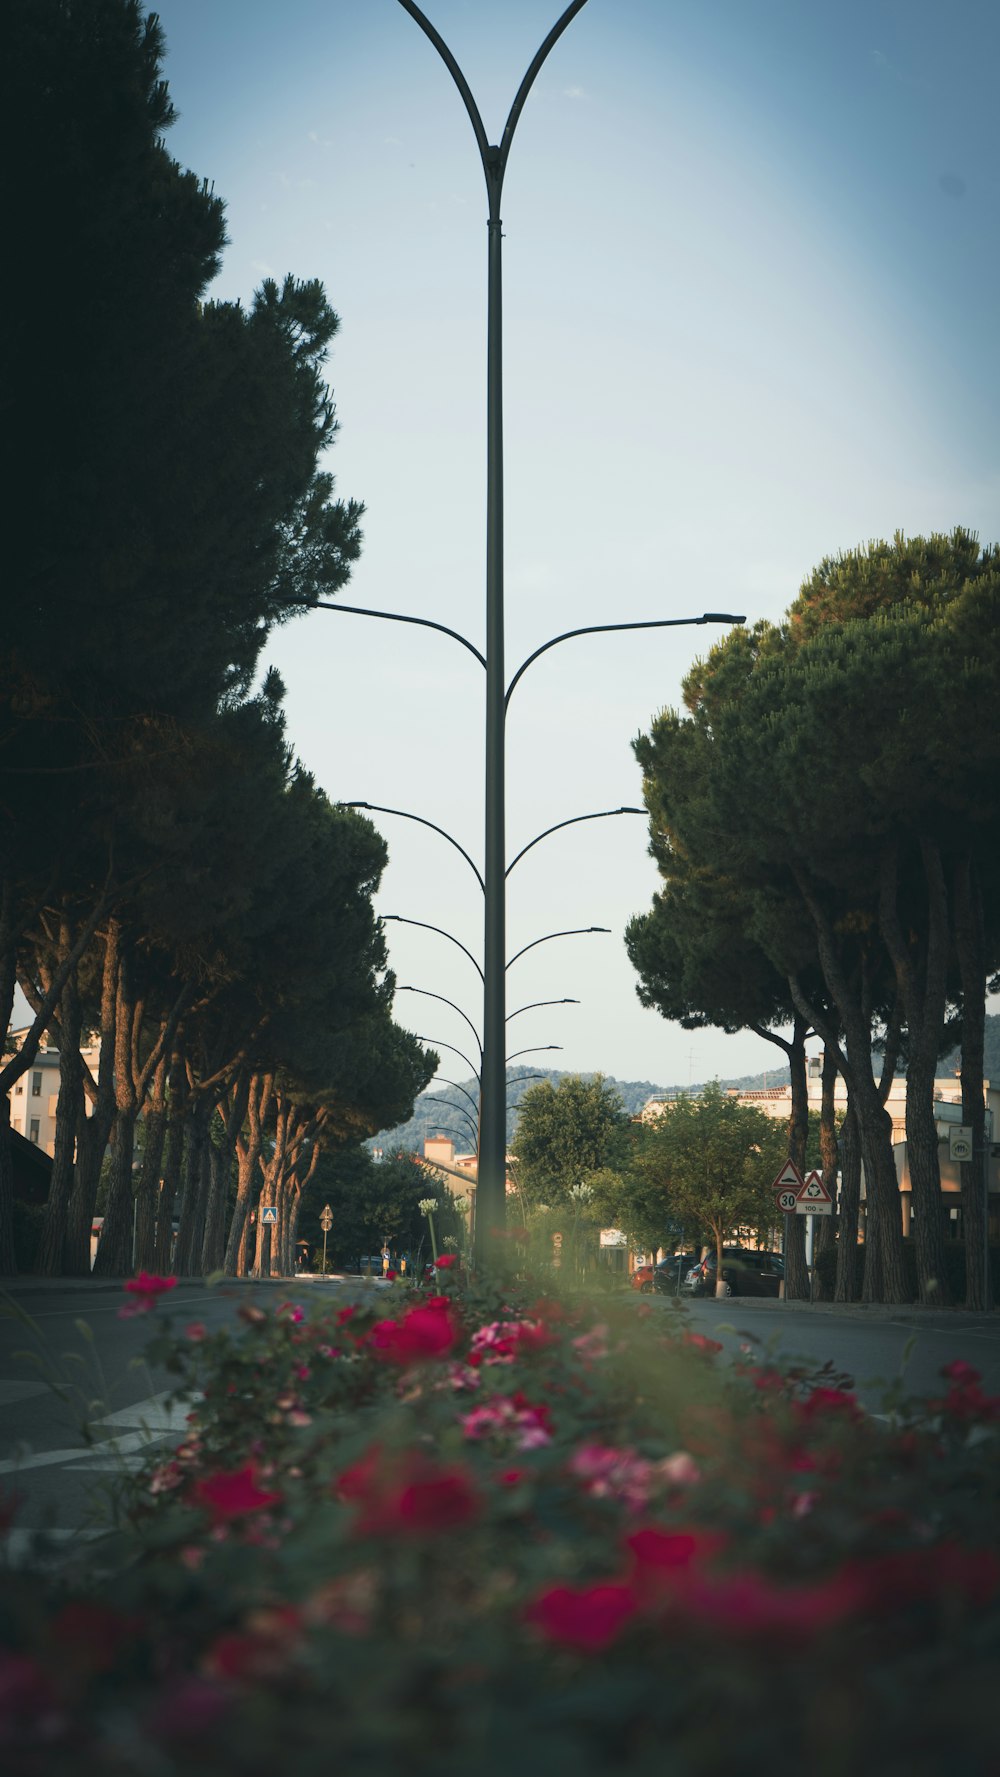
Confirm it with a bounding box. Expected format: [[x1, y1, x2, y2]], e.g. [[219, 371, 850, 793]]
[[2, 1265, 999, 1775]]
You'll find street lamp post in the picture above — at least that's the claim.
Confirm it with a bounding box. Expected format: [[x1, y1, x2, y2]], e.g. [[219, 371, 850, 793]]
[[393, 4, 746, 1259]]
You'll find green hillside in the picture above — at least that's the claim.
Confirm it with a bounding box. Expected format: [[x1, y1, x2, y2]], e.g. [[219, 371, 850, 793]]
[[369, 1013, 1000, 1156]]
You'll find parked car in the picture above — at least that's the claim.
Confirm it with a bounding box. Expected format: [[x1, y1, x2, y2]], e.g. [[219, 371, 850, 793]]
[[631, 1254, 698, 1294], [683, 1248, 784, 1298]]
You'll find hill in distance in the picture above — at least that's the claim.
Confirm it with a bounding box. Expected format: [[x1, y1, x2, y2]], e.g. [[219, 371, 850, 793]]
[[368, 1060, 794, 1155], [369, 1013, 1000, 1156]]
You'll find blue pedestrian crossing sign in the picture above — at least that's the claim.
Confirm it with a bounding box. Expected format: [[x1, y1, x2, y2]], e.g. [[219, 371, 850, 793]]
[[260, 1206, 278, 1225]]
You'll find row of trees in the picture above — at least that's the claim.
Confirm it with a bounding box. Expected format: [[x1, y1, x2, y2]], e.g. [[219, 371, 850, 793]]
[[626, 531, 1000, 1306], [510, 1073, 792, 1278], [1, 0, 434, 1274]]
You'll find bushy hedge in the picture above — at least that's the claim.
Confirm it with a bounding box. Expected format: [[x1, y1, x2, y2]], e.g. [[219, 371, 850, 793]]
[[2, 1262, 999, 1775]]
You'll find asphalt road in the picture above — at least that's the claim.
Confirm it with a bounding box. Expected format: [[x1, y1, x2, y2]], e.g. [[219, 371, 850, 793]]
[[0, 1274, 375, 1558], [2, 1276, 998, 1561], [677, 1293, 1000, 1409]]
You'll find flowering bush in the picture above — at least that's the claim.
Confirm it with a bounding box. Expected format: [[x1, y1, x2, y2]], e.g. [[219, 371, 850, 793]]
[[2, 1265, 1000, 1775]]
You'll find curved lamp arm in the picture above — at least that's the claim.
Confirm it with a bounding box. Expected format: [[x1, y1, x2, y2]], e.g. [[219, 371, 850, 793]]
[[342, 802, 484, 893], [505, 613, 746, 709], [506, 998, 579, 1024], [416, 1035, 482, 1086], [506, 926, 610, 971], [506, 808, 644, 877], [383, 914, 484, 984], [398, 1, 590, 201], [398, 985, 482, 1055], [311, 598, 484, 670]]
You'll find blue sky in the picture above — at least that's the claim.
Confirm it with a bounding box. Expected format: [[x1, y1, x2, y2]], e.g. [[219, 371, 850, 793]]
[[149, 0, 999, 1093]]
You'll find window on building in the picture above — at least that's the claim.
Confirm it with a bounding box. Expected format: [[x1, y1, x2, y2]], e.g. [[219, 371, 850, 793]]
[[14, 1084, 23, 1096], [29, 1119, 40, 1144], [31, 1072, 42, 1097]]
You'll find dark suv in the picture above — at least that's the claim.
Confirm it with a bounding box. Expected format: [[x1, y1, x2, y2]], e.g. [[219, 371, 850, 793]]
[[634, 1254, 698, 1295], [683, 1249, 784, 1299]]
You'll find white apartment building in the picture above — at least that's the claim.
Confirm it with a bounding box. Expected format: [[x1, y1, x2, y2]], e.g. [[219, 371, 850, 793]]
[[642, 1059, 1000, 1239], [6, 1028, 101, 1157]]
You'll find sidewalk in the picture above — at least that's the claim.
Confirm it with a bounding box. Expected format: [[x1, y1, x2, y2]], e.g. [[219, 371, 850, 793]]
[[669, 1293, 1000, 1330], [0, 1271, 385, 1298]]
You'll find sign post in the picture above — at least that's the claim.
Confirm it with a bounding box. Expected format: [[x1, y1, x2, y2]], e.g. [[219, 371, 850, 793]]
[[770, 1161, 806, 1299], [319, 1203, 333, 1276]]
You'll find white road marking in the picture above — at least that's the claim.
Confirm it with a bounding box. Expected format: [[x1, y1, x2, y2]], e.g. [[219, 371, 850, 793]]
[[0, 1389, 196, 1474], [0, 1380, 49, 1406]]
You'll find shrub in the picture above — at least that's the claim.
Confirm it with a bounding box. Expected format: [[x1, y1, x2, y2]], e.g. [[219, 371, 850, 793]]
[[1, 1269, 999, 1775]]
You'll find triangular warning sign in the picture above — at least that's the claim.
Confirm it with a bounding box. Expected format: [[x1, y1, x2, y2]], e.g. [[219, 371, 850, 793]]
[[770, 1159, 806, 1193], [796, 1170, 832, 1204]]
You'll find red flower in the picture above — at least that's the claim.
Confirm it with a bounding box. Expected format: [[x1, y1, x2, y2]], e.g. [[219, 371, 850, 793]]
[[525, 1582, 638, 1652], [929, 1367, 1000, 1421], [625, 1525, 727, 1594], [339, 1448, 480, 1538], [434, 1253, 459, 1270], [119, 1272, 178, 1317], [683, 1332, 724, 1355], [683, 1568, 862, 1638], [51, 1600, 139, 1672], [848, 1543, 1000, 1614], [792, 1386, 863, 1425], [368, 1298, 459, 1363], [190, 1463, 283, 1524], [941, 1359, 981, 1384], [202, 1606, 302, 1682]]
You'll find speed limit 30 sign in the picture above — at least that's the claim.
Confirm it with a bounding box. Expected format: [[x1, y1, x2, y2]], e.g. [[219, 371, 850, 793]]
[[778, 1188, 799, 1212]]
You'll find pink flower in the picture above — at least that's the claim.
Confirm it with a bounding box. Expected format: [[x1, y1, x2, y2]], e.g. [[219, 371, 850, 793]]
[[568, 1444, 656, 1513], [658, 1451, 701, 1488], [460, 1392, 553, 1450], [277, 1302, 305, 1324], [469, 1318, 549, 1365], [190, 1463, 283, 1525], [434, 1253, 459, 1270], [525, 1582, 638, 1652], [119, 1272, 177, 1317], [572, 1324, 610, 1361], [185, 1322, 207, 1342]]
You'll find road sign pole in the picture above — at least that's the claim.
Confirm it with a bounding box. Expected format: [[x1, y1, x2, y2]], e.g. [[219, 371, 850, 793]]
[[322, 1227, 328, 1276]]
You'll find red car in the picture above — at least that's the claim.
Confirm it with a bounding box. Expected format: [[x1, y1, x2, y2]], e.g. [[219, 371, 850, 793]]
[[630, 1255, 697, 1294]]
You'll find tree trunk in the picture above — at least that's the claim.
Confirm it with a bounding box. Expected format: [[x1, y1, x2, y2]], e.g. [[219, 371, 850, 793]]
[[63, 921, 120, 1275], [811, 1044, 839, 1299], [783, 1016, 810, 1299], [154, 1056, 186, 1271], [174, 1099, 211, 1276], [36, 962, 85, 1275], [134, 1057, 168, 1273], [200, 1128, 230, 1276], [880, 839, 952, 1303], [0, 898, 20, 1275], [791, 874, 908, 1303], [92, 926, 140, 1277], [224, 1072, 271, 1275], [834, 1101, 862, 1301], [954, 853, 991, 1309]]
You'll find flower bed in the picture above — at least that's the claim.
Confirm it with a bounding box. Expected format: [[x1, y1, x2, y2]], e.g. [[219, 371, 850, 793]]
[[2, 1267, 1000, 1775]]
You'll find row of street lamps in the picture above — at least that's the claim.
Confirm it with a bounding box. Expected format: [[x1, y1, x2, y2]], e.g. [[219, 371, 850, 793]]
[[315, 2, 743, 1261]]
